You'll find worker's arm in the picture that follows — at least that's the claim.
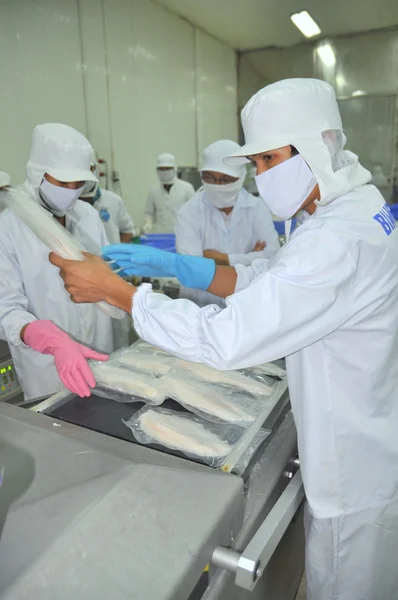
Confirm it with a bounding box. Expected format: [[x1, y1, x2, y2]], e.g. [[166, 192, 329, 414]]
[[51, 229, 355, 370], [144, 190, 155, 220], [175, 203, 204, 256], [117, 196, 135, 242], [228, 203, 280, 267], [0, 222, 38, 345], [129, 230, 355, 369]]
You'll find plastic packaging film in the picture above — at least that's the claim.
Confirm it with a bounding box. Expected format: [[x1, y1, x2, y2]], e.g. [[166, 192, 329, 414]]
[[160, 373, 271, 428], [122, 406, 268, 470], [4, 187, 125, 320], [109, 347, 174, 376], [91, 362, 166, 405]]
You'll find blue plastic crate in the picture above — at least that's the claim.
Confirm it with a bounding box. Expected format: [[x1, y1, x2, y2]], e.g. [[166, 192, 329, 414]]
[[140, 233, 176, 253]]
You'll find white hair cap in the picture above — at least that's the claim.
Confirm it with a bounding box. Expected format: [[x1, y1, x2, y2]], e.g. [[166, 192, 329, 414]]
[[201, 140, 246, 178], [157, 153, 176, 168], [26, 123, 97, 193], [225, 78, 371, 205]]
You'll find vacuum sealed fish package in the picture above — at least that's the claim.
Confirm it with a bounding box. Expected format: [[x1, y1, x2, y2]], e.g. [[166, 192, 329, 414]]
[[91, 361, 166, 405], [123, 406, 268, 469], [109, 346, 174, 377], [159, 372, 275, 428]]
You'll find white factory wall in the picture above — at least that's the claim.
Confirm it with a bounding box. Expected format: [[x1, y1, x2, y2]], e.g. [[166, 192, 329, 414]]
[[0, 0, 238, 225]]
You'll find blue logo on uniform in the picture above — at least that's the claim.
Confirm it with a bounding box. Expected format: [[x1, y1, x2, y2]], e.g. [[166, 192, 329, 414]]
[[99, 208, 110, 222], [373, 203, 396, 235]]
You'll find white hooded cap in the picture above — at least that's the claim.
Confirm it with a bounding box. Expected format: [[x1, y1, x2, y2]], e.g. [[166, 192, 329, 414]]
[[201, 140, 246, 178], [26, 123, 98, 193], [225, 78, 371, 205], [157, 153, 176, 168], [0, 171, 11, 188]]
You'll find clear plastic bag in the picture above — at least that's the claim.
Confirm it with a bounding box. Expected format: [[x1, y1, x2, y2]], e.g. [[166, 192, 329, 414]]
[[242, 361, 286, 379], [123, 406, 269, 470], [91, 361, 166, 405], [123, 406, 238, 467], [174, 359, 276, 397], [130, 340, 170, 356], [109, 346, 174, 377], [159, 371, 274, 428], [4, 187, 125, 320]]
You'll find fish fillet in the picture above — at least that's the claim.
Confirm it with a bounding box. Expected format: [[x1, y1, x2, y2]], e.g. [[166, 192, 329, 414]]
[[249, 362, 285, 378], [136, 410, 230, 457], [161, 376, 255, 424], [92, 363, 166, 404], [176, 361, 273, 396], [116, 352, 172, 375], [4, 188, 125, 320]]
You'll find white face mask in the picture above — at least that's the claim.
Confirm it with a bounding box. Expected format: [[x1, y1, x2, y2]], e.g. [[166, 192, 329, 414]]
[[39, 178, 85, 217], [157, 168, 176, 184], [203, 178, 243, 209], [255, 154, 317, 220]]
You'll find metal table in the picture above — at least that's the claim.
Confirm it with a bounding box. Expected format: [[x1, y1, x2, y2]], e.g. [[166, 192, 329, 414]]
[[0, 378, 305, 599]]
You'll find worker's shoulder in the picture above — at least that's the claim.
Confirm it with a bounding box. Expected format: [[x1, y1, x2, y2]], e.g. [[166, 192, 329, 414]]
[[176, 189, 205, 217], [74, 199, 102, 223], [176, 179, 195, 193], [238, 189, 267, 210], [99, 189, 124, 205], [0, 207, 15, 231], [147, 182, 161, 197]]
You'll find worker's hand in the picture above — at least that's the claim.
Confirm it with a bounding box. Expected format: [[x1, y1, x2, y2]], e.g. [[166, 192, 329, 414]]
[[50, 252, 115, 303], [252, 241, 266, 252], [203, 250, 230, 266], [23, 320, 109, 397], [49, 252, 134, 313], [102, 244, 216, 290]]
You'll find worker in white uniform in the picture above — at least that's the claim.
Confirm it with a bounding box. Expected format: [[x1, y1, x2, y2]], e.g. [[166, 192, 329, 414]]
[[143, 153, 195, 233], [0, 123, 113, 401], [53, 78, 398, 600], [80, 162, 135, 244], [80, 161, 133, 349], [0, 172, 11, 213], [176, 139, 279, 307]]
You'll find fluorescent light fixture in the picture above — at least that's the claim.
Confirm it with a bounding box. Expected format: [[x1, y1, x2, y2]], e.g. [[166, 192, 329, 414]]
[[316, 44, 336, 67], [352, 89, 366, 97], [290, 10, 321, 38]]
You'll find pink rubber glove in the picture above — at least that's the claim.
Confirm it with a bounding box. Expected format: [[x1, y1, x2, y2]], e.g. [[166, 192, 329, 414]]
[[23, 320, 109, 398]]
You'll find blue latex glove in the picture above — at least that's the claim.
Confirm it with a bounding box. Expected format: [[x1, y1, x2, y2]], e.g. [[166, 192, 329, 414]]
[[101, 244, 216, 291]]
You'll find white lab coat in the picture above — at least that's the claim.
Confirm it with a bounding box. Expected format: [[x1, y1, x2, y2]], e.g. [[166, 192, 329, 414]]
[[93, 189, 134, 244], [92, 189, 134, 349], [131, 184, 398, 599], [175, 187, 280, 307], [0, 195, 114, 401], [145, 179, 195, 233]]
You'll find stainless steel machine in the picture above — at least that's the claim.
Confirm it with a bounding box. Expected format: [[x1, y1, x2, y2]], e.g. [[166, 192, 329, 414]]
[[0, 373, 305, 599], [0, 340, 23, 405]]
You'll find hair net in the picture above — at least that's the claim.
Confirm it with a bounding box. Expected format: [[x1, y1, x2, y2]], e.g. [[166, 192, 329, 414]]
[[201, 140, 246, 178], [225, 79, 371, 205], [26, 123, 97, 194], [157, 153, 176, 168]]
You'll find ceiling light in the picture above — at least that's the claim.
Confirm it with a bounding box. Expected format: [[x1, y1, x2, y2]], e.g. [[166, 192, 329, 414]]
[[352, 90, 366, 97], [290, 11, 321, 38], [316, 44, 336, 67]]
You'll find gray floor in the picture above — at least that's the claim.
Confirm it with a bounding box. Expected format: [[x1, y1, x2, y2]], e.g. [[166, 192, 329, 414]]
[[295, 576, 306, 600]]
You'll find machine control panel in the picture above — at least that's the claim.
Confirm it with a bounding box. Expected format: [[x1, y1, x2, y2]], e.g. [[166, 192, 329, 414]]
[[0, 358, 21, 401]]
